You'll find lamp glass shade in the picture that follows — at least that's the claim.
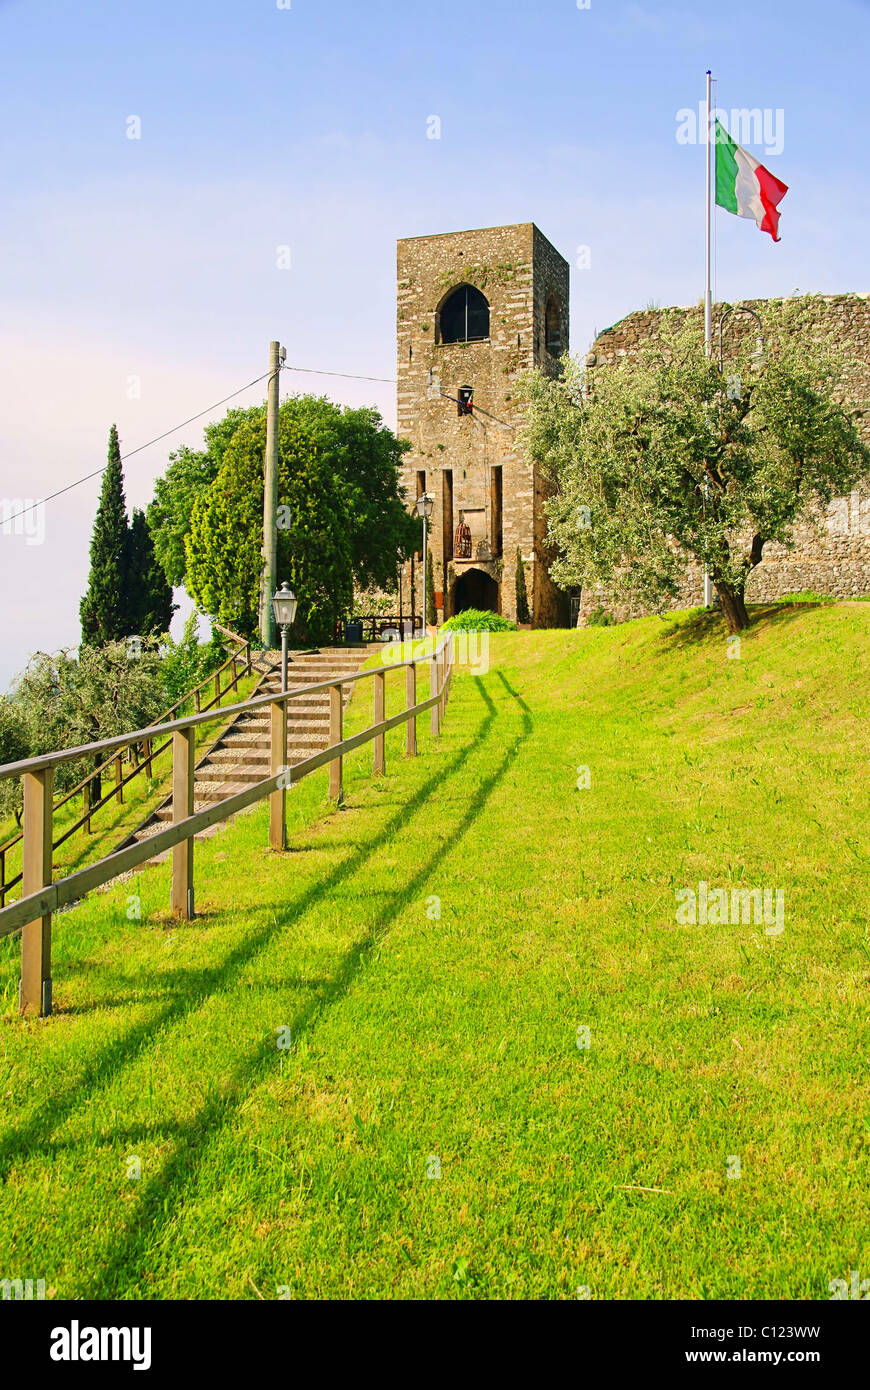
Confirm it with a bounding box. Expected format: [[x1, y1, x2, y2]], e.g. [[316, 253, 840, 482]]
[[415, 492, 434, 520], [272, 582, 298, 628]]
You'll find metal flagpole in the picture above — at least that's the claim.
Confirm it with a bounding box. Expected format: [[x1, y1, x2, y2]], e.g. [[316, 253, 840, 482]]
[[703, 69, 714, 608], [704, 69, 713, 354]]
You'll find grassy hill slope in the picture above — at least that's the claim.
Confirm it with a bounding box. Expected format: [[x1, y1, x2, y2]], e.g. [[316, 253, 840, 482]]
[[1, 603, 868, 1299]]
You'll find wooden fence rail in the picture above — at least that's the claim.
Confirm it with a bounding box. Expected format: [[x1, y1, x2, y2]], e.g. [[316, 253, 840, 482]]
[[0, 630, 252, 908], [0, 633, 454, 1018]]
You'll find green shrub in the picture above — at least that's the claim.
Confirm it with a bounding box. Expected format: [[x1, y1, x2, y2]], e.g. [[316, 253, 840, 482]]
[[160, 612, 221, 708], [442, 609, 516, 633], [587, 605, 616, 626]]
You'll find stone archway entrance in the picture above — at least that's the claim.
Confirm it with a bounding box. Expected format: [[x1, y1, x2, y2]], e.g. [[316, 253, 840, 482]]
[[452, 568, 500, 615]]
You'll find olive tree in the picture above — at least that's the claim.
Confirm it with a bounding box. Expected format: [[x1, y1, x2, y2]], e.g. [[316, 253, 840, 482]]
[[518, 298, 870, 632]]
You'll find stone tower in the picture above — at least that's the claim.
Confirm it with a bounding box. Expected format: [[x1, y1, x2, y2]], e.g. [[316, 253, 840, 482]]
[[396, 223, 570, 625]]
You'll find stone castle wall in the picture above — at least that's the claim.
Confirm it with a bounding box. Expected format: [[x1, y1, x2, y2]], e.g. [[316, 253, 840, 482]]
[[396, 223, 569, 625], [579, 294, 870, 621]]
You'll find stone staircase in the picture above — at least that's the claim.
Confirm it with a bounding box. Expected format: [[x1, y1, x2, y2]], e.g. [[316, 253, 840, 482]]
[[120, 646, 370, 855]]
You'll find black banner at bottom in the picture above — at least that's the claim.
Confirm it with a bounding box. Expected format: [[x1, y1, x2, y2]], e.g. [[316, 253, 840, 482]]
[[1, 1296, 863, 1377]]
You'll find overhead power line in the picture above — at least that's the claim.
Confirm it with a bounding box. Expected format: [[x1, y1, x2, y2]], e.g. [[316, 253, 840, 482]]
[[4, 357, 400, 530], [281, 363, 396, 384], [3, 368, 274, 527]]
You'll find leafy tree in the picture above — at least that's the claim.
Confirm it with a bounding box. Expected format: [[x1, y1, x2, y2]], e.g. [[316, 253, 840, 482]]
[[80, 425, 129, 645], [183, 397, 416, 643], [160, 612, 218, 708], [185, 410, 353, 645], [0, 698, 29, 766], [147, 406, 265, 587], [0, 699, 30, 827], [125, 508, 177, 637], [292, 397, 419, 590], [515, 547, 530, 624], [518, 298, 870, 632], [150, 396, 419, 604], [0, 642, 167, 823]]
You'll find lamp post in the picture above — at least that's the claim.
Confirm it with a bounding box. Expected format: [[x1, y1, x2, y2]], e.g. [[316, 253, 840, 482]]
[[415, 492, 434, 635], [272, 582, 298, 692]]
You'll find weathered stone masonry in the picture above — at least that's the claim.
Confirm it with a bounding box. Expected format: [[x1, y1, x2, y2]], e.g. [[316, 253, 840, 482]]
[[581, 293, 870, 621], [397, 223, 570, 625]]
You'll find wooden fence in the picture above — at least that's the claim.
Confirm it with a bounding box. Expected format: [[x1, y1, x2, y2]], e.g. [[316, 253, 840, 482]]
[[0, 632, 454, 1018], [0, 627, 253, 908]]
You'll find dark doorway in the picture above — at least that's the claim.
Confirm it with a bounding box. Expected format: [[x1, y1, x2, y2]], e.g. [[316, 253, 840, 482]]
[[452, 568, 499, 615]]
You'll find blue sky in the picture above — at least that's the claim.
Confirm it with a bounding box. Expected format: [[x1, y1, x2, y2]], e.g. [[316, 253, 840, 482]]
[[0, 0, 867, 688]]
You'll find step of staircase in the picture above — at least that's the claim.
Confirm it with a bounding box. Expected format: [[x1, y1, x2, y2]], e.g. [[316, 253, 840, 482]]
[[117, 644, 374, 860]]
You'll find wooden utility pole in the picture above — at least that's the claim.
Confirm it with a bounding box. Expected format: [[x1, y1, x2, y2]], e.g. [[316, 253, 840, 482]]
[[260, 340, 284, 647]]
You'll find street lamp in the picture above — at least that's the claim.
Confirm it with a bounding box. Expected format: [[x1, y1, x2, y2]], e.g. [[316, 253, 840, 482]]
[[415, 492, 434, 634], [272, 581, 298, 692]]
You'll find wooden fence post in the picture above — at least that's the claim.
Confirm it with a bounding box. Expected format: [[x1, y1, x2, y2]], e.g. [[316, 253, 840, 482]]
[[441, 638, 450, 720], [20, 767, 53, 1017], [270, 698, 287, 851], [329, 683, 343, 801], [373, 670, 385, 775], [143, 738, 153, 779], [430, 653, 440, 736], [171, 728, 195, 919], [0, 848, 5, 910], [214, 672, 221, 705], [114, 754, 124, 804], [83, 778, 91, 833], [406, 662, 417, 757]]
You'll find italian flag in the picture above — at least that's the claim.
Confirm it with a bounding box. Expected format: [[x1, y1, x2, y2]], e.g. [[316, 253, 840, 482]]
[[714, 119, 789, 241]]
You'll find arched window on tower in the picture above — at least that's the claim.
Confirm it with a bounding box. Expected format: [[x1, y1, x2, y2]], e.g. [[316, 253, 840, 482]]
[[438, 284, 490, 344], [545, 298, 562, 357]]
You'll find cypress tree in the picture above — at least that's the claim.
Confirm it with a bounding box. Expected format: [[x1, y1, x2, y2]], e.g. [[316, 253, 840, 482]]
[[80, 425, 129, 646], [125, 509, 176, 637], [515, 547, 530, 624]]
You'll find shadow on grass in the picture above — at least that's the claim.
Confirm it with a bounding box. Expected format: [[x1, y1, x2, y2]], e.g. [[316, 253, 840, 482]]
[[656, 601, 833, 652], [1, 672, 533, 1296], [81, 672, 533, 1297]]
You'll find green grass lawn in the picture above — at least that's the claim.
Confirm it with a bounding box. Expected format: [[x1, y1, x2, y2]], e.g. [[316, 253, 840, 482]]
[[0, 604, 868, 1300]]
